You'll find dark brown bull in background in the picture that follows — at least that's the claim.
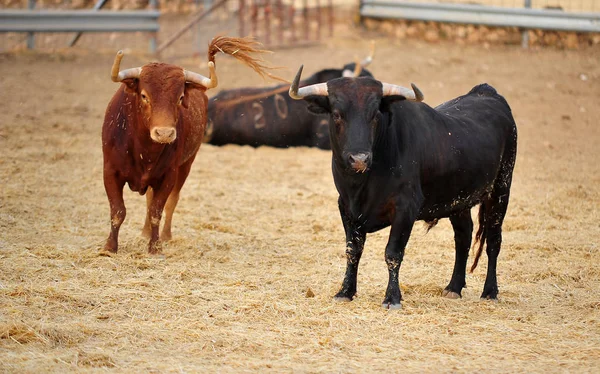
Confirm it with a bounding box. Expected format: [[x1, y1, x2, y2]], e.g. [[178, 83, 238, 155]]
[[204, 44, 376, 149], [102, 36, 276, 254]]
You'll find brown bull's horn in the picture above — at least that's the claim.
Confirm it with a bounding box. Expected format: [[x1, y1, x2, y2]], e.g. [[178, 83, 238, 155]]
[[382, 82, 424, 102], [289, 65, 329, 100], [184, 61, 218, 89], [111, 50, 142, 82], [361, 40, 375, 68]]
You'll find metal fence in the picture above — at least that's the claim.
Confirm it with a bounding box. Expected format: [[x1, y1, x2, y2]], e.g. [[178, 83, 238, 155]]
[[375, 0, 600, 12], [360, 0, 600, 47], [0, 0, 333, 56], [0, 0, 160, 52]]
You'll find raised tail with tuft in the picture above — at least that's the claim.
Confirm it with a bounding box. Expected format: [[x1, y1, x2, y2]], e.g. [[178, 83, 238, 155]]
[[207, 36, 288, 83]]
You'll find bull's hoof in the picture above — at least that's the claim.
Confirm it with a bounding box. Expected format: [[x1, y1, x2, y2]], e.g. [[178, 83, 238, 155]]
[[160, 231, 172, 241], [141, 227, 151, 239], [333, 296, 353, 303], [480, 295, 499, 303], [149, 253, 166, 260], [381, 302, 402, 310], [334, 289, 355, 302], [103, 241, 118, 254], [442, 289, 461, 299], [148, 241, 163, 256], [98, 249, 116, 257], [481, 287, 499, 301]]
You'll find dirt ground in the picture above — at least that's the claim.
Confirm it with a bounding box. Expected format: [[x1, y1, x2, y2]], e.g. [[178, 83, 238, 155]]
[[1, 21, 600, 372]]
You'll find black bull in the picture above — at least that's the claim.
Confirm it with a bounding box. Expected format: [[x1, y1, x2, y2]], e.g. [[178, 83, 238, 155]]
[[290, 70, 518, 309], [204, 63, 373, 150]]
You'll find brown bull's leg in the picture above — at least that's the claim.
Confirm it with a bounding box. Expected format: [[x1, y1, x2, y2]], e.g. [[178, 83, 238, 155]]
[[146, 173, 177, 254], [103, 171, 126, 253], [160, 191, 179, 242], [161, 158, 194, 241], [141, 187, 154, 239]]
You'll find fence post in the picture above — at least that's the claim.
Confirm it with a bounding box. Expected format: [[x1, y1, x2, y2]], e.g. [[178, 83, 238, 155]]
[[521, 0, 532, 48], [265, 0, 271, 45], [149, 0, 158, 53], [316, 0, 321, 40], [277, 0, 283, 45], [328, 0, 333, 37], [239, 0, 245, 37], [27, 0, 35, 49], [69, 0, 108, 47], [303, 0, 309, 40]]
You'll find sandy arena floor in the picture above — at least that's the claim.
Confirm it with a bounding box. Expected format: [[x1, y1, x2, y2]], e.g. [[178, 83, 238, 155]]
[[1, 24, 600, 372]]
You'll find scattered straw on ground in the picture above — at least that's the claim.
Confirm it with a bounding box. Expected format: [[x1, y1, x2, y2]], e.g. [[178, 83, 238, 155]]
[[1, 27, 599, 372]]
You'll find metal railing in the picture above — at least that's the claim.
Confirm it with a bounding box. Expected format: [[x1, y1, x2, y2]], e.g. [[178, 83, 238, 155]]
[[373, 0, 600, 12], [0, 0, 160, 53], [360, 0, 600, 47]]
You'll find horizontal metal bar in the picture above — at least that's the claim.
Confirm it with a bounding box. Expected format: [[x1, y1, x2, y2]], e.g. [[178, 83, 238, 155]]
[[69, 0, 110, 46], [360, 1, 600, 32], [0, 10, 160, 33]]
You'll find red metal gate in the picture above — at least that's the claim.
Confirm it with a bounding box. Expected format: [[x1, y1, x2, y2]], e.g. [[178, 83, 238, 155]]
[[157, 0, 334, 57], [239, 0, 333, 48]]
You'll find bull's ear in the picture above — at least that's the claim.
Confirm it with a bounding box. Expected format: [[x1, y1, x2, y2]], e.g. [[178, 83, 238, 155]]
[[380, 95, 406, 112], [122, 78, 138, 94], [305, 96, 330, 114], [181, 83, 194, 108]]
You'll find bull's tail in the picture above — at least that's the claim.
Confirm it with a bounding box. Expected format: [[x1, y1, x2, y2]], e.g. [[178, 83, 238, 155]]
[[470, 200, 489, 272], [207, 36, 287, 83]]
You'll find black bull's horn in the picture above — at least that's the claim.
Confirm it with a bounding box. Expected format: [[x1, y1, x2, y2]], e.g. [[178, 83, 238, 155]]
[[289, 65, 424, 102], [342, 40, 376, 78]]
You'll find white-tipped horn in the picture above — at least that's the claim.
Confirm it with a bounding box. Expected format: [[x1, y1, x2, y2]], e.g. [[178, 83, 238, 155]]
[[381, 82, 424, 102], [110, 50, 142, 82], [353, 57, 362, 77], [184, 61, 218, 89], [289, 65, 329, 100], [341, 57, 362, 78], [361, 40, 376, 68]]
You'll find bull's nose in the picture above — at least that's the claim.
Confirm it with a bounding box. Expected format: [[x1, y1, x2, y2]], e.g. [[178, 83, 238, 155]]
[[348, 152, 372, 172], [151, 127, 177, 143], [348, 152, 371, 164]]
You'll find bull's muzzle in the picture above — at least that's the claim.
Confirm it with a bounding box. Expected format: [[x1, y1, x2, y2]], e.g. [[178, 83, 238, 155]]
[[151, 127, 177, 144], [348, 152, 372, 173]]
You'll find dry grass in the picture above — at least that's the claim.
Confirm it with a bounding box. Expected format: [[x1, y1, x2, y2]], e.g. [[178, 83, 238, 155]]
[[1, 27, 600, 372]]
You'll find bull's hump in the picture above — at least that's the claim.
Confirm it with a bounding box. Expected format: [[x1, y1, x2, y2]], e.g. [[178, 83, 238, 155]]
[[468, 83, 498, 97]]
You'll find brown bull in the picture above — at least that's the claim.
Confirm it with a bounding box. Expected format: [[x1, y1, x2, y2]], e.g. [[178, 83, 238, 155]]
[[102, 36, 275, 254]]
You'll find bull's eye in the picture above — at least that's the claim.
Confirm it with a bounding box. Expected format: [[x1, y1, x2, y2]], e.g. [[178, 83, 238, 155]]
[[332, 112, 343, 128], [141, 93, 149, 104], [178, 95, 184, 105]]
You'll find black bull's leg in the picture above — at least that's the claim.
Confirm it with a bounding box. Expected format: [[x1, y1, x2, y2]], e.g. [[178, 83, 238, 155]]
[[334, 198, 366, 301]]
